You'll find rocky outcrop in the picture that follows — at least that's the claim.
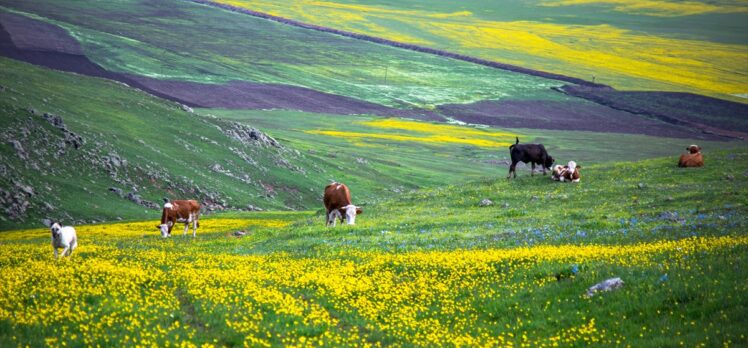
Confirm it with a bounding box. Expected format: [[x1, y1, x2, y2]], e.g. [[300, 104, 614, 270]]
[[223, 122, 281, 148]]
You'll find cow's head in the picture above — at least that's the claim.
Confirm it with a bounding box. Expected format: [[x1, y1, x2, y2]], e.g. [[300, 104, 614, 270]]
[[566, 161, 577, 174], [340, 204, 362, 225], [687, 145, 701, 154], [545, 155, 555, 169], [156, 221, 173, 238], [50, 222, 61, 238]]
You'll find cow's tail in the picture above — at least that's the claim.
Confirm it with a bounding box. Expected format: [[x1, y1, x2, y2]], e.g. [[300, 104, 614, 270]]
[[510, 136, 519, 150]]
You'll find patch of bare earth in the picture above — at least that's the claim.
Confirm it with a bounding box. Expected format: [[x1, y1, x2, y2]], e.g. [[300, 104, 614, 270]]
[[0, 12, 442, 120], [438, 99, 727, 140]]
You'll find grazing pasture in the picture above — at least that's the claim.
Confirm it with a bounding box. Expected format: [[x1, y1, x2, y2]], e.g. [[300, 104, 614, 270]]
[[1, 152, 746, 346], [211, 0, 748, 100], [0, 0, 569, 109]]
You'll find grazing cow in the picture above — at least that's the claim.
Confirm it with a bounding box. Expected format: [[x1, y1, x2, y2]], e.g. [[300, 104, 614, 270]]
[[678, 145, 704, 167], [552, 161, 582, 183], [50, 222, 77, 258], [156, 200, 200, 238], [507, 137, 555, 178], [323, 182, 362, 226]]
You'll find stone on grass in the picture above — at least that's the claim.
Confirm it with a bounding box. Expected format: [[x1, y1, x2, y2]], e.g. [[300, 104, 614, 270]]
[[479, 199, 493, 207], [586, 277, 624, 297]]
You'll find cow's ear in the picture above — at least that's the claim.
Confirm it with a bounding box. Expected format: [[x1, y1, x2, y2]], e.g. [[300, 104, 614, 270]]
[[576, 165, 582, 169], [156, 224, 161, 229], [356, 207, 363, 215]]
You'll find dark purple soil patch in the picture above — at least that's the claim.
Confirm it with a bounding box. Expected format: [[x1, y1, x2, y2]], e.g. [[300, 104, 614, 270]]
[[0, 12, 83, 54], [191, 0, 609, 89], [438, 99, 725, 140], [561, 85, 748, 139], [0, 13, 441, 120], [126, 77, 444, 120]]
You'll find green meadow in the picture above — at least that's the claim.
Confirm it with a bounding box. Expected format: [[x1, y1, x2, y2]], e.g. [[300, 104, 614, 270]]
[[1, 0, 568, 109], [213, 0, 748, 100], [0, 151, 746, 346]]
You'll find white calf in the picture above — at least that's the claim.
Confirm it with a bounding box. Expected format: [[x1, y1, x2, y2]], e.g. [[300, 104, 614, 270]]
[[50, 222, 78, 258]]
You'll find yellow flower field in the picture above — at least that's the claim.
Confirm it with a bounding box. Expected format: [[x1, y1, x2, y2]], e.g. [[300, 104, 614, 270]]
[[215, 0, 748, 99], [306, 119, 517, 148], [0, 216, 745, 347]]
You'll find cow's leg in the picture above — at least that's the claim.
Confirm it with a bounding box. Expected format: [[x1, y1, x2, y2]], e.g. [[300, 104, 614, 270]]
[[330, 212, 337, 227], [507, 162, 516, 179], [183, 220, 189, 236], [531, 162, 535, 176], [53, 246, 58, 259], [60, 246, 70, 258], [193, 215, 198, 237]]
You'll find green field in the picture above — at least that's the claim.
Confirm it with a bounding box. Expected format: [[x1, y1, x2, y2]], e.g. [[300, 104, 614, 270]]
[[2, 57, 745, 229], [212, 0, 748, 101], [0, 0, 571, 109], [1, 151, 746, 346]]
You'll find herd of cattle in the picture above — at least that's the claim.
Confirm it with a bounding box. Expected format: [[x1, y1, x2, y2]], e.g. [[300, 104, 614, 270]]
[[48, 139, 705, 258]]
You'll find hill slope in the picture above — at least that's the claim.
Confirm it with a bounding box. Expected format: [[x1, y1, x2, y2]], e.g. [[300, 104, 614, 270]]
[[0, 152, 746, 346]]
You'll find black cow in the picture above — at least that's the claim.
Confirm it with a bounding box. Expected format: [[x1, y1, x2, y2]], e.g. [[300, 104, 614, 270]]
[[507, 137, 554, 178]]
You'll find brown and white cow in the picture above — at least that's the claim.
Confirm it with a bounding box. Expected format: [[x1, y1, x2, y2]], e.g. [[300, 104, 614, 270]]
[[551, 161, 582, 183], [156, 200, 200, 238], [678, 145, 704, 167], [323, 182, 362, 226]]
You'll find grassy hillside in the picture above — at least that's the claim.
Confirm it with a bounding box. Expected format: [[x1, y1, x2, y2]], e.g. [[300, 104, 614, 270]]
[[211, 0, 748, 101], [0, 58, 557, 229], [2, 57, 744, 230], [0, 151, 746, 346], [0, 57, 330, 229], [0, 0, 569, 109]]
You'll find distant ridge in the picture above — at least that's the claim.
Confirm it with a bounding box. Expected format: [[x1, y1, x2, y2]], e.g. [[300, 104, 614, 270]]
[[190, 0, 611, 89]]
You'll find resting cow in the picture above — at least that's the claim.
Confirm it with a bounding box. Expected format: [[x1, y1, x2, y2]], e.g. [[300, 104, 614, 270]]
[[552, 161, 582, 183], [156, 200, 200, 237], [323, 182, 362, 226], [507, 137, 554, 178], [678, 145, 703, 167]]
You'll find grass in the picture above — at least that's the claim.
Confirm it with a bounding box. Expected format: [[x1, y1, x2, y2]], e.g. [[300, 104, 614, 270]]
[[0, 151, 746, 346], [210, 0, 748, 101], [2, 57, 745, 231], [0, 0, 569, 109]]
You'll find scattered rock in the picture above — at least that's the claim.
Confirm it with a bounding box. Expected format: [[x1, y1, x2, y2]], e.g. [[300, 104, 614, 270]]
[[637, 183, 646, 189], [501, 202, 510, 209], [223, 122, 282, 148], [15, 182, 34, 196], [181, 104, 194, 113], [356, 157, 368, 165], [246, 204, 263, 211], [8, 140, 27, 160], [41, 218, 52, 227], [479, 198, 493, 207], [530, 195, 539, 201], [724, 174, 735, 181], [665, 196, 675, 202], [585, 277, 624, 297], [108, 187, 124, 197], [210, 163, 226, 173], [233, 230, 247, 237]]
